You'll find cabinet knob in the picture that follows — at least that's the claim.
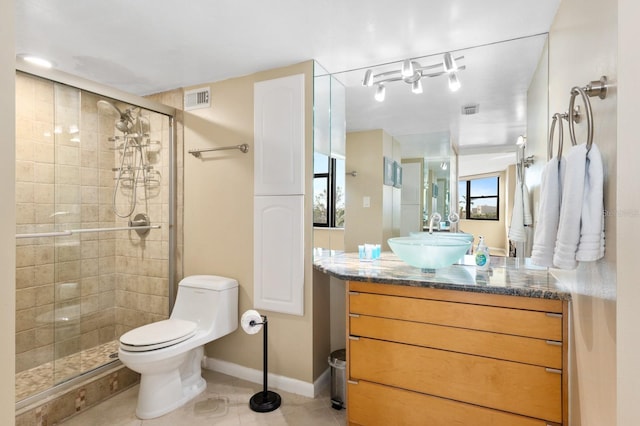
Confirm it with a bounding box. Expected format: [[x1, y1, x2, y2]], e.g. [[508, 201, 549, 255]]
[[545, 368, 563, 375], [347, 380, 359, 385], [545, 340, 562, 346], [545, 312, 563, 318]]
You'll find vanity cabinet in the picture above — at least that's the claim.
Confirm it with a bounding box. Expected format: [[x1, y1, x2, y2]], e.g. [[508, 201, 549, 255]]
[[346, 281, 568, 426]]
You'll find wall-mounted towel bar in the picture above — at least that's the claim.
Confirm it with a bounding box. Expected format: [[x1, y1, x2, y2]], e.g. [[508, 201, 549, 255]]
[[15, 224, 161, 239], [188, 143, 250, 158]]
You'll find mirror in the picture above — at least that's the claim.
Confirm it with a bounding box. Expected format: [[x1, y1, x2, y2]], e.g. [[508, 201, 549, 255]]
[[314, 33, 549, 253]]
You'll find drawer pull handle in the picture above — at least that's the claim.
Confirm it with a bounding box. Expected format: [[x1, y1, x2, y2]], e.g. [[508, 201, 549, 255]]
[[349, 336, 360, 341], [545, 340, 562, 346], [349, 313, 360, 318], [545, 368, 562, 375], [349, 291, 360, 296], [348, 380, 359, 385], [545, 312, 562, 318]]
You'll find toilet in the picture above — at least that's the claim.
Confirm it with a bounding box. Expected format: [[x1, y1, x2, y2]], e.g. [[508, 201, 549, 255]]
[[118, 275, 239, 419]]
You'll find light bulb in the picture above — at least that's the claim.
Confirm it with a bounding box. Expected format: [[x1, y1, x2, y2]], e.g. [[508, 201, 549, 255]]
[[363, 69, 373, 87], [411, 79, 423, 94], [448, 73, 461, 92], [375, 84, 386, 102], [443, 52, 457, 73], [401, 60, 414, 78]]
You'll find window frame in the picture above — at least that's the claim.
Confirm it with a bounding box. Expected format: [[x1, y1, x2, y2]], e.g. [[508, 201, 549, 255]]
[[459, 176, 500, 221], [314, 156, 341, 227]]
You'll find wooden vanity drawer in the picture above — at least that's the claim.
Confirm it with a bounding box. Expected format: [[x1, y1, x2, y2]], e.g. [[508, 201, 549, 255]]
[[350, 337, 562, 423], [349, 291, 562, 340], [348, 380, 550, 426], [350, 314, 562, 368]]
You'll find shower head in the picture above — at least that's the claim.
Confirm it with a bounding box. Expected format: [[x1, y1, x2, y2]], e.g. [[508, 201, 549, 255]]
[[97, 100, 134, 133], [97, 99, 123, 117]]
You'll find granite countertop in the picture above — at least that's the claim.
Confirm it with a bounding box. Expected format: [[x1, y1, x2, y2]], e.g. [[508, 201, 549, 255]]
[[313, 250, 571, 301]]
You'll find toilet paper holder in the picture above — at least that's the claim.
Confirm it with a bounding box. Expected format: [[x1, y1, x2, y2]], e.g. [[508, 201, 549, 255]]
[[241, 310, 282, 412]]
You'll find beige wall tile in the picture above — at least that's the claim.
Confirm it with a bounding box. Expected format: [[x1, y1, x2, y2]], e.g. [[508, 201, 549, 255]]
[[15, 160, 34, 182], [16, 245, 35, 268], [16, 182, 34, 203], [34, 183, 55, 204], [34, 162, 54, 184], [33, 141, 55, 163], [16, 288, 36, 310], [56, 184, 81, 204]]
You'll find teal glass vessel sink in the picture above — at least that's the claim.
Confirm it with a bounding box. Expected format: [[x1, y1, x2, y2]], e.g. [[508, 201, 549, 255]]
[[388, 236, 472, 272]]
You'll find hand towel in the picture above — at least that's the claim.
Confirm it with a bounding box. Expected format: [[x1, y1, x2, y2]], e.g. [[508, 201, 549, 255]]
[[508, 180, 526, 242], [576, 143, 605, 261], [531, 156, 565, 267], [553, 143, 604, 269]]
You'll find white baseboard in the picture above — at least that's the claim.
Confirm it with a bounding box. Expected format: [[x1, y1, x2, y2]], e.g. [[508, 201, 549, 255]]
[[203, 356, 330, 398]]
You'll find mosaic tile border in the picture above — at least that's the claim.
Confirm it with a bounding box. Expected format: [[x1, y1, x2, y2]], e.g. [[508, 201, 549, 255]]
[[15, 365, 139, 426]]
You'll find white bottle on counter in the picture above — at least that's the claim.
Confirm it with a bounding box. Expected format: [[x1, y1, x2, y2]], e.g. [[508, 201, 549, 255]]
[[475, 236, 490, 271]]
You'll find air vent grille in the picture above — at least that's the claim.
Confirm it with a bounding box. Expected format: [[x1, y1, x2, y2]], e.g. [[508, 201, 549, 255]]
[[461, 104, 479, 115], [184, 87, 211, 111]]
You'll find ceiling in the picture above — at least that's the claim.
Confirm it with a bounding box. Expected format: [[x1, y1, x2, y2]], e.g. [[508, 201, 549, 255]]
[[15, 0, 561, 171]]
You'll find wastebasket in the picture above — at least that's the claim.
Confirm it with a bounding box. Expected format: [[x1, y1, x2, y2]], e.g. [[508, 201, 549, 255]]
[[328, 349, 346, 410]]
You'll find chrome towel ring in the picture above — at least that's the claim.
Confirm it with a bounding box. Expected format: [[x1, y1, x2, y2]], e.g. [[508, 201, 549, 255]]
[[548, 112, 565, 161], [568, 86, 594, 153], [567, 76, 608, 153]]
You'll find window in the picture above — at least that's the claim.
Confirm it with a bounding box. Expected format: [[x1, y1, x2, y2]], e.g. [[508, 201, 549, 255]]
[[458, 176, 499, 220], [313, 153, 345, 227]]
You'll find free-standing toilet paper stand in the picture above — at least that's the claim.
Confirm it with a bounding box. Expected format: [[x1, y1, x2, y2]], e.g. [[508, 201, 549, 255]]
[[241, 311, 282, 412]]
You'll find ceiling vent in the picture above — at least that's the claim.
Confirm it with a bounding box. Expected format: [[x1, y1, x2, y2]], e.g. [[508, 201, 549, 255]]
[[184, 87, 211, 111], [461, 103, 479, 115]]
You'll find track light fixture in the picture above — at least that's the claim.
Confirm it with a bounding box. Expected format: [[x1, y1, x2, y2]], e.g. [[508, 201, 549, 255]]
[[375, 84, 386, 102], [362, 52, 465, 101]]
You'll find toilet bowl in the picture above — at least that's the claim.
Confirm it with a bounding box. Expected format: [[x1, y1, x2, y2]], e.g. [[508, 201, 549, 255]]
[[118, 275, 238, 419]]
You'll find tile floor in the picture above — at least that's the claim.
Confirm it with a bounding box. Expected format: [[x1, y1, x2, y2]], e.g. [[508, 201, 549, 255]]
[[61, 369, 346, 425]]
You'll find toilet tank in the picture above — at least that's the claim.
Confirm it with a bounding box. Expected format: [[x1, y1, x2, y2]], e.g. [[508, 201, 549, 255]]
[[170, 275, 239, 340]]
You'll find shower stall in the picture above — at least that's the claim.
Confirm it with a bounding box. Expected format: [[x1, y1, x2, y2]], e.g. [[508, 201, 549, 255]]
[[14, 70, 176, 406]]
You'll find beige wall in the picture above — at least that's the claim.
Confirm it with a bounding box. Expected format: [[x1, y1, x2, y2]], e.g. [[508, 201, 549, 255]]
[[313, 228, 344, 251], [344, 129, 401, 252], [617, 0, 640, 422], [547, 0, 618, 424], [1, 0, 16, 420], [183, 61, 328, 384]]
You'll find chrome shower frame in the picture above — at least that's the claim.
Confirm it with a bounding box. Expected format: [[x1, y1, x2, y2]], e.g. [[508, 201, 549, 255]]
[[15, 62, 178, 409]]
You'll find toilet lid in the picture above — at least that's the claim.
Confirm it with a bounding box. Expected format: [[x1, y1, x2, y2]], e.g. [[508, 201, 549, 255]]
[[119, 319, 198, 352]]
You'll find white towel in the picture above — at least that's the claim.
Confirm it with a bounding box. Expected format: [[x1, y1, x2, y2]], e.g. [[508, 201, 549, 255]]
[[523, 182, 532, 226], [553, 143, 605, 269], [508, 179, 532, 243], [576, 143, 605, 261], [531, 156, 565, 267]]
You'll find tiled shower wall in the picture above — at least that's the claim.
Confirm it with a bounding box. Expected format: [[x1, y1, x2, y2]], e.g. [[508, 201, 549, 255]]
[[113, 108, 171, 337], [15, 71, 172, 401]]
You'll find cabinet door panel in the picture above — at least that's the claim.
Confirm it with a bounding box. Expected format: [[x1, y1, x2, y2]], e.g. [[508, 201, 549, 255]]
[[350, 292, 561, 340], [350, 337, 562, 423], [348, 380, 549, 426], [350, 314, 562, 368]]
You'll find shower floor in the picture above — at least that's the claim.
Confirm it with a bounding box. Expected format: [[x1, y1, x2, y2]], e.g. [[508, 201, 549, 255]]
[[16, 340, 120, 401]]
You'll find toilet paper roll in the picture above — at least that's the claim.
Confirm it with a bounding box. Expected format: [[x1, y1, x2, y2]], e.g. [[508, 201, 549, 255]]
[[241, 310, 263, 335]]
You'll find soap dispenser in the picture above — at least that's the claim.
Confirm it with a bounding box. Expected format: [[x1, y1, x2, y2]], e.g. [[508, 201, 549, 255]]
[[475, 236, 490, 271]]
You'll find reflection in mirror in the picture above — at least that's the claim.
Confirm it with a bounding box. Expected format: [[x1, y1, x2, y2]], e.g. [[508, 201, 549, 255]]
[[313, 33, 549, 255]]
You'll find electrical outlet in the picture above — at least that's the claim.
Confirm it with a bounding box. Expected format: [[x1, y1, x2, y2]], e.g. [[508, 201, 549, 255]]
[[363, 196, 370, 208]]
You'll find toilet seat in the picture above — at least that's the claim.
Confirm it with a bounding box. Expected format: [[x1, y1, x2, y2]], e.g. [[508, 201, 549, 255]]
[[120, 319, 198, 352]]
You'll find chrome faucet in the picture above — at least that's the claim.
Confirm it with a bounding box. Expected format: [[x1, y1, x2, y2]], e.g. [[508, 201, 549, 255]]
[[428, 213, 442, 234]]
